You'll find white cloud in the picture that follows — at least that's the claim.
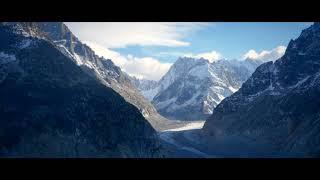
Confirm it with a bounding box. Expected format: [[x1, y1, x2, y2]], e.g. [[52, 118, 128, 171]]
[[66, 22, 210, 48], [84, 41, 172, 81], [184, 50, 223, 63], [123, 56, 172, 81], [242, 46, 286, 62]]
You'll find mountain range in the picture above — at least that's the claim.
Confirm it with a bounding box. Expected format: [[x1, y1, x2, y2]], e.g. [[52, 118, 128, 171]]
[[135, 57, 268, 120]]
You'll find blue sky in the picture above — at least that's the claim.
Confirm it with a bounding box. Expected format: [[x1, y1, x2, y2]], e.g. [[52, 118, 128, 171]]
[[112, 22, 311, 63], [66, 22, 312, 80]]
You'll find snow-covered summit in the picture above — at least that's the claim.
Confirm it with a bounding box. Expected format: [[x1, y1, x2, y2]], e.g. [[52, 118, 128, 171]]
[[142, 57, 265, 120]]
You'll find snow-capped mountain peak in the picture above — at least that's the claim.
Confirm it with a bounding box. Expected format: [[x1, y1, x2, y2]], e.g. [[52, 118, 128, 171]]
[[137, 56, 265, 120]]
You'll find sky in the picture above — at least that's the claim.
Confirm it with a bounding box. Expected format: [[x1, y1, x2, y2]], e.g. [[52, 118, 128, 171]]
[[66, 22, 312, 80]]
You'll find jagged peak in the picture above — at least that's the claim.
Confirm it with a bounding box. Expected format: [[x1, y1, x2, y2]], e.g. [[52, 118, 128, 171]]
[[175, 56, 225, 67], [176, 56, 198, 63]]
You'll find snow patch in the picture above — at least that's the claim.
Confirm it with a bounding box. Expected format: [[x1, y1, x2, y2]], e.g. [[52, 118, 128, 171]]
[[56, 44, 85, 66], [57, 44, 75, 60], [207, 95, 220, 105], [228, 86, 238, 93], [53, 39, 67, 44], [217, 93, 225, 101], [84, 60, 95, 69], [163, 121, 205, 132], [73, 53, 84, 66]]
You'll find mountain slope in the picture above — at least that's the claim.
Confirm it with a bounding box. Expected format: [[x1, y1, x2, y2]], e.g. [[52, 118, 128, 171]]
[[202, 22, 320, 157], [33, 22, 168, 130], [0, 22, 163, 157], [150, 57, 264, 120]]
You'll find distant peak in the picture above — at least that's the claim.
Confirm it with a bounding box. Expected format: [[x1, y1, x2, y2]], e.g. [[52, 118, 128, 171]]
[[199, 57, 215, 63], [177, 56, 197, 61], [176, 56, 222, 65]]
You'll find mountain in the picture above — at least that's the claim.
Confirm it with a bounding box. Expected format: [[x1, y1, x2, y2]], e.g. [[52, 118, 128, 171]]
[[148, 57, 265, 120], [32, 22, 169, 130], [0, 22, 163, 157], [129, 76, 158, 101], [202, 23, 320, 157]]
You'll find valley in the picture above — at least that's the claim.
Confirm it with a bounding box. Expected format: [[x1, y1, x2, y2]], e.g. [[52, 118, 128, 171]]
[[1, 22, 319, 158], [158, 120, 296, 158]]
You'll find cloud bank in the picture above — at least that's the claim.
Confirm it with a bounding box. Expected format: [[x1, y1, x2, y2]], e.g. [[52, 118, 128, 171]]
[[242, 46, 286, 62], [86, 42, 286, 81], [84, 41, 172, 81]]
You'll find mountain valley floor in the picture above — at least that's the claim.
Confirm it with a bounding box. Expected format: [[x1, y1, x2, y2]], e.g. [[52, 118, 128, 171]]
[[159, 120, 303, 158]]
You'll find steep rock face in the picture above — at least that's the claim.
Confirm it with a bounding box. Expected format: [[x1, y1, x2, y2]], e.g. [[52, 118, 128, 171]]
[[202, 23, 320, 157], [150, 57, 263, 120], [33, 22, 167, 130], [0, 22, 163, 157]]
